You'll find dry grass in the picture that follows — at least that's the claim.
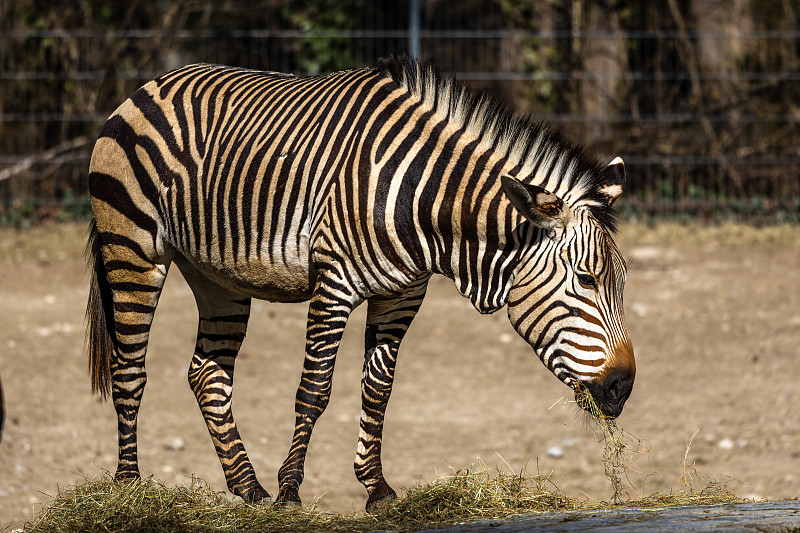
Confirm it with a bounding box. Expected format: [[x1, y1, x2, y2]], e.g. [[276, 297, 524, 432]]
[[572, 384, 742, 509], [23, 467, 573, 533], [617, 221, 800, 248], [573, 383, 644, 503], [24, 394, 745, 533], [374, 460, 573, 525], [23, 462, 743, 533], [25, 476, 366, 533]]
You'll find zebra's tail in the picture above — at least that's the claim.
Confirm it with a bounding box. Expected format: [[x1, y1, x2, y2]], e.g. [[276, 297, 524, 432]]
[[86, 218, 115, 400], [0, 374, 4, 443]]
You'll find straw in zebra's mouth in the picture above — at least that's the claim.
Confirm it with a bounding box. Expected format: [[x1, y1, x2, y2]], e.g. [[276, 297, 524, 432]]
[[571, 381, 643, 504], [573, 382, 602, 419], [562, 376, 600, 417]]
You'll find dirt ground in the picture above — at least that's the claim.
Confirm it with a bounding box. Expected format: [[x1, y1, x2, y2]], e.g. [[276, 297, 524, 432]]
[[0, 221, 798, 530]]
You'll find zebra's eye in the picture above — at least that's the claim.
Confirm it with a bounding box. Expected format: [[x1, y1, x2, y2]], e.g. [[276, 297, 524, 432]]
[[576, 273, 597, 289]]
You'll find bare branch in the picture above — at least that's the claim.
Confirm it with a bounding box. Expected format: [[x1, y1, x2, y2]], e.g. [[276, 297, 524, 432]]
[[0, 136, 91, 183]]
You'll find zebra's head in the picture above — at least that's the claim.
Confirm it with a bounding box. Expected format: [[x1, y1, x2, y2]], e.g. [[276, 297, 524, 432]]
[[501, 158, 634, 418]]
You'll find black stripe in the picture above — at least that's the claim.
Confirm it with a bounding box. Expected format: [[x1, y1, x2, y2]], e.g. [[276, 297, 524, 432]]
[[90, 172, 158, 238]]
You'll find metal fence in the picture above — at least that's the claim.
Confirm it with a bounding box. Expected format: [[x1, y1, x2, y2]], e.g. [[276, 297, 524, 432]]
[[2, 1, 799, 225]]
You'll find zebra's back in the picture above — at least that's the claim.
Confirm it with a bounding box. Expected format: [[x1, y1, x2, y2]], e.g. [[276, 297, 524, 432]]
[[89, 63, 397, 302]]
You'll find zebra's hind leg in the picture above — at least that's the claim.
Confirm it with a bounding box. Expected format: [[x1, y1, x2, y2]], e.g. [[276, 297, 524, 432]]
[[357, 276, 429, 512], [107, 262, 170, 481], [178, 263, 271, 503]]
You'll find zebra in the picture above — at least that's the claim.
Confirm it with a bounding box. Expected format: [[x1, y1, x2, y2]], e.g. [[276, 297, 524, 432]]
[[85, 55, 635, 510]]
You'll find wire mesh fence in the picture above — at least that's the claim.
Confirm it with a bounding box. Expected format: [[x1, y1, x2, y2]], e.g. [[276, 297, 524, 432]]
[[1, 1, 799, 225]]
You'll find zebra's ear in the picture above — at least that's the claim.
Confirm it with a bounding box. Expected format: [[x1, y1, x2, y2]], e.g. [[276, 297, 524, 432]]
[[597, 157, 625, 206], [500, 174, 567, 229]]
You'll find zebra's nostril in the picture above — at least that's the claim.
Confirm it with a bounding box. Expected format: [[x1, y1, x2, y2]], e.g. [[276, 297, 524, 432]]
[[609, 376, 622, 400], [608, 382, 620, 402], [605, 369, 633, 406]]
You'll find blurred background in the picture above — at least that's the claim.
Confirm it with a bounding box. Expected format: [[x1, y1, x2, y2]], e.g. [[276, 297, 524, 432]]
[[1, 0, 799, 225]]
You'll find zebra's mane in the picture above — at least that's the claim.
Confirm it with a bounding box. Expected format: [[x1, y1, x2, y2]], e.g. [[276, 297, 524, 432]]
[[375, 55, 618, 233]]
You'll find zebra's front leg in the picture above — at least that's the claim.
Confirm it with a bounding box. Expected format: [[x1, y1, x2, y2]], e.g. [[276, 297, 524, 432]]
[[277, 274, 361, 506], [356, 276, 429, 511]]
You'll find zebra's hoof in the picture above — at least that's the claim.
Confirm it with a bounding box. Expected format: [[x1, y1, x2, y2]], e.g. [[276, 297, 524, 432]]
[[275, 487, 302, 508], [113, 469, 141, 482], [365, 486, 398, 513], [275, 498, 301, 509], [246, 487, 273, 505], [232, 481, 272, 504]]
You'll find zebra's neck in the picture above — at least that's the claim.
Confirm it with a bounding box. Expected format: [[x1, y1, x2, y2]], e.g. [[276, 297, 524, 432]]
[[430, 171, 535, 315], [370, 113, 528, 313]]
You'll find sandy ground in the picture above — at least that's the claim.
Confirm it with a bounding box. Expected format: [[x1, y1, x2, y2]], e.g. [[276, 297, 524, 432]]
[[0, 221, 799, 530]]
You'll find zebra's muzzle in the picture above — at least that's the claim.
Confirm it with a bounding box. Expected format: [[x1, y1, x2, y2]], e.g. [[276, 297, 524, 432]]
[[581, 367, 635, 419]]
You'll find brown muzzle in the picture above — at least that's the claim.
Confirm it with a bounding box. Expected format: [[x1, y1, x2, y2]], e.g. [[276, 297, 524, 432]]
[[584, 342, 635, 418]]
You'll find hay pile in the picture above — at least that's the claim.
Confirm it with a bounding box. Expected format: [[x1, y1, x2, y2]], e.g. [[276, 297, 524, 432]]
[[24, 468, 572, 533], [374, 461, 573, 524], [25, 477, 343, 533]]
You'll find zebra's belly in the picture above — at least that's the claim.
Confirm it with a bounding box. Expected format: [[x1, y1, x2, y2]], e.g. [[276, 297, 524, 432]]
[[176, 254, 316, 303]]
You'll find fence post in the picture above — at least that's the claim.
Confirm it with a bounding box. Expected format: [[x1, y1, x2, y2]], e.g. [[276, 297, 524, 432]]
[[409, 0, 420, 58]]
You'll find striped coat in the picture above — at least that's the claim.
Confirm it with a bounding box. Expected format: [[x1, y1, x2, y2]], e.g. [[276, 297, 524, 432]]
[[86, 56, 634, 509]]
